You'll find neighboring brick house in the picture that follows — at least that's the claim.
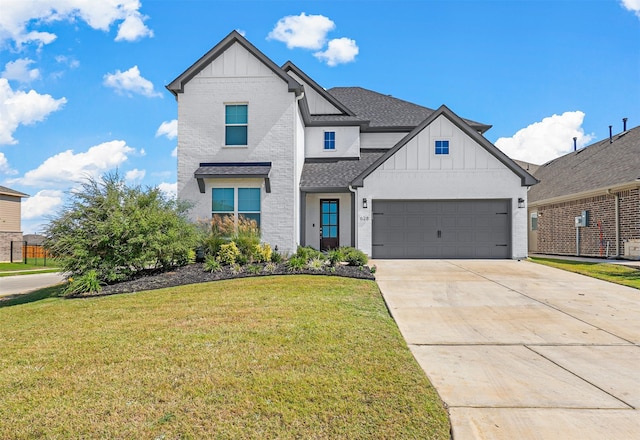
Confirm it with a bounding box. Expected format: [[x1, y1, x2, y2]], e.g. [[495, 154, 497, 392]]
[[167, 31, 537, 259], [528, 123, 640, 258], [0, 185, 28, 262]]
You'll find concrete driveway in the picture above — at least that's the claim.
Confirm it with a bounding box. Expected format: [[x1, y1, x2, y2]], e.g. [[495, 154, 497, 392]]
[[373, 259, 640, 440]]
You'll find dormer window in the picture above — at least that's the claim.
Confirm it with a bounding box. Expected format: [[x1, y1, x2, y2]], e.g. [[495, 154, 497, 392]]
[[225, 104, 248, 146], [324, 131, 336, 150], [435, 140, 449, 155]]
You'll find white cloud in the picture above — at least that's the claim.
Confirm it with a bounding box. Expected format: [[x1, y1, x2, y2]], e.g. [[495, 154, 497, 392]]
[[158, 182, 177, 199], [21, 189, 63, 219], [268, 13, 335, 50], [55, 55, 80, 69], [115, 12, 154, 42], [125, 168, 145, 182], [156, 119, 177, 139], [103, 65, 162, 98], [0, 78, 67, 145], [171, 147, 177, 158], [621, 0, 640, 18], [2, 58, 40, 82], [0, 0, 153, 48], [314, 38, 359, 66], [0, 151, 17, 175], [13, 140, 135, 187], [495, 111, 595, 164]]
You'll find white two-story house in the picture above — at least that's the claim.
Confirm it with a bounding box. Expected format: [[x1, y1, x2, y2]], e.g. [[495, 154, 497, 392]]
[[167, 31, 537, 259]]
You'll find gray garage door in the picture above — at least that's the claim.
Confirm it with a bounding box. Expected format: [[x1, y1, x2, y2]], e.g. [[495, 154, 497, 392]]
[[372, 200, 511, 259]]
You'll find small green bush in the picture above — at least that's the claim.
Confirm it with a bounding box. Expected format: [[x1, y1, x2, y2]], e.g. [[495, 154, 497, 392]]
[[294, 246, 325, 262], [270, 250, 284, 264], [307, 257, 327, 272], [286, 256, 306, 272], [246, 264, 262, 275], [203, 255, 222, 273], [326, 248, 344, 266], [341, 247, 368, 267], [218, 242, 240, 266], [263, 262, 277, 273], [64, 270, 102, 296], [254, 243, 272, 263]]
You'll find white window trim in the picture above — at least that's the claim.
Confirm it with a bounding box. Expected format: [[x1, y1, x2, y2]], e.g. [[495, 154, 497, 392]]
[[323, 131, 336, 151], [224, 102, 249, 148], [433, 138, 451, 156]]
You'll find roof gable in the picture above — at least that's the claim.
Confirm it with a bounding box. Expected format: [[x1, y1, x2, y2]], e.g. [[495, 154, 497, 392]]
[[529, 125, 640, 202], [282, 62, 354, 116], [351, 105, 538, 187], [167, 30, 301, 96]]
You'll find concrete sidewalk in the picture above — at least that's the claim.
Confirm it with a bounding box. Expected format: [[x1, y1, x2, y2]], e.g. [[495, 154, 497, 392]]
[[0, 272, 66, 297], [373, 259, 640, 440]]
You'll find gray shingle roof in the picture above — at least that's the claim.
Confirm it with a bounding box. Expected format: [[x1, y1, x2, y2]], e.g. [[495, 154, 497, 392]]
[[327, 87, 491, 132], [194, 162, 271, 178], [528, 125, 640, 203], [0, 185, 28, 198], [300, 152, 386, 191]]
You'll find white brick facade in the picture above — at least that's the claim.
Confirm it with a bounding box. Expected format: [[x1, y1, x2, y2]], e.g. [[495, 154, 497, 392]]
[[171, 31, 534, 259]]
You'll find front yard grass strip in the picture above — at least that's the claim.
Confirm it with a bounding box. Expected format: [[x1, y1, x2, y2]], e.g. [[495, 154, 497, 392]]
[[529, 257, 640, 290], [0, 275, 450, 439], [0, 262, 61, 277]]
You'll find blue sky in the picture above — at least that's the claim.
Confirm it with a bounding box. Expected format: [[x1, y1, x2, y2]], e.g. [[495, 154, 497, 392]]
[[1, 0, 639, 234]]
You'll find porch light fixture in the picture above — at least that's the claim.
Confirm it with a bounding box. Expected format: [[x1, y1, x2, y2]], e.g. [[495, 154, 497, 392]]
[[518, 197, 525, 208], [362, 198, 368, 209]]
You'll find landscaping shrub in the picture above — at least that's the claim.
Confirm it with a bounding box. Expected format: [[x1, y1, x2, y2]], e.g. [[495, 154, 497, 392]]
[[286, 256, 306, 272], [294, 246, 326, 263], [341, 247, 369, 267], [44, 172, 198, 285], [217, 242, 240, 266], [326, 248, 345, 266], [64, 270, 102, 296], [203, 255, 222, 273], [307, 257, 327, 272]]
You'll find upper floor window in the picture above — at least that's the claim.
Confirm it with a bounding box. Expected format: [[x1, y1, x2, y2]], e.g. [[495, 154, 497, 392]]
[[435, 140, 449, 155], [225, 104, 248, 146], [324, 131, 336, 150]]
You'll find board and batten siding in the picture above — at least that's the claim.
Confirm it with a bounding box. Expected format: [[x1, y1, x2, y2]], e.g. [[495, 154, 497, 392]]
[[354, 115, 528, 258], [285, 70, 343, 116], [177, 41, 301, 253]]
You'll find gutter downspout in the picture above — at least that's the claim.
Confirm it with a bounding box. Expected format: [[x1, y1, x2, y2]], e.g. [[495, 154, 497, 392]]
[[348, 185, 358, 249], [608, 189, 620, 257], [294, 91, 305, 248]]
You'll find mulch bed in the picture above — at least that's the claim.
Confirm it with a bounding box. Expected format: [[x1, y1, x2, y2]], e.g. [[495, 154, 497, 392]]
[[77, 263, 376, 298]]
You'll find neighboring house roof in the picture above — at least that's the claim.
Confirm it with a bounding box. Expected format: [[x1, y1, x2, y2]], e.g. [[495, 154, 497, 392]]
[[167, 30, 302, 96], [0, 185, 28, 198], [328, 87, 492, 133], [529, 125, 640, 204], [300, 152, 386, 192], [351, 105, 538, 188]]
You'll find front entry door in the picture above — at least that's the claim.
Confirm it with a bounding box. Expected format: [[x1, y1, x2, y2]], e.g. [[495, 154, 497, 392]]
[[320, 199, 339, 250]]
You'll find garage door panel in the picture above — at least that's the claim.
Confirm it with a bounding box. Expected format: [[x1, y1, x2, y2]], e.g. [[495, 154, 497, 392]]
[[372, 200, 510, 259]]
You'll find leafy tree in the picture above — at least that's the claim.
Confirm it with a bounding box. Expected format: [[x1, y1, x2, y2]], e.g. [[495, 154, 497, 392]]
[[44, 172, 198, 283]]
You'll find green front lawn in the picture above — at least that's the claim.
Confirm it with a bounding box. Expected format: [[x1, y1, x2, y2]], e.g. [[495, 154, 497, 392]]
[[530, 257, 640, 290], [0, 276, 449, 439]]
